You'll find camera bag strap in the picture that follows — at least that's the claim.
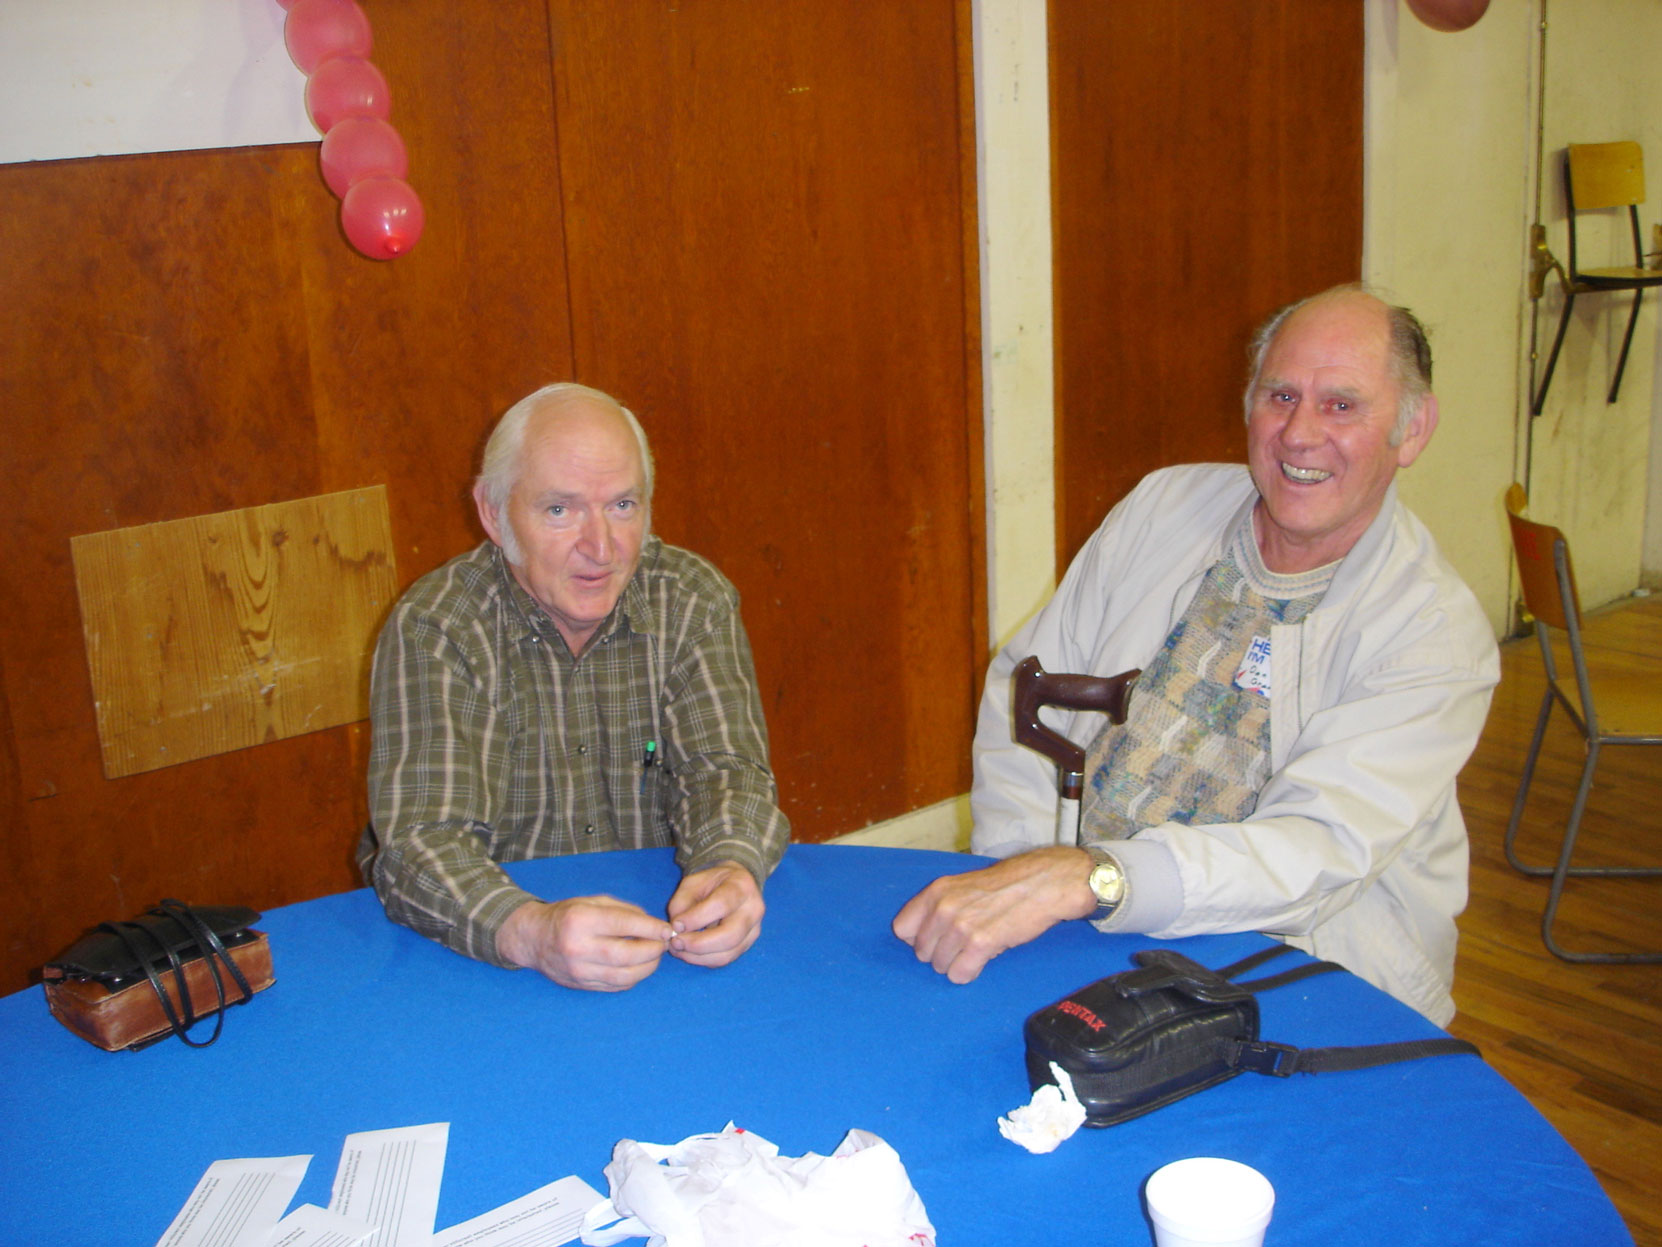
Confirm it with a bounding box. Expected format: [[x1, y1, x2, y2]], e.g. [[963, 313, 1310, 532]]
[[1208, 944, 1479, 1078]]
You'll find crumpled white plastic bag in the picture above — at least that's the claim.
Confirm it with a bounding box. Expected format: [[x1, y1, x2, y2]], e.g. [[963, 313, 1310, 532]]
[[579, 1123, 936, 1247]]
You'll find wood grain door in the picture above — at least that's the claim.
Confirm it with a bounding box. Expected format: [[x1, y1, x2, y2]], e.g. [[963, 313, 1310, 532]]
[[1050, 0, 1365, 567]]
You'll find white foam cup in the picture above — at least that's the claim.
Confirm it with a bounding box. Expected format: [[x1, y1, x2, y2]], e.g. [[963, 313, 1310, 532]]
[[1144, 1157, 1275, 1247]]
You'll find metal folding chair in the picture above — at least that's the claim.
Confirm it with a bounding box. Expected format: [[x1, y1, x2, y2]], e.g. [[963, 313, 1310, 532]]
[[1530, 141, 1662, 416], [1502, 484, 1662, 962]]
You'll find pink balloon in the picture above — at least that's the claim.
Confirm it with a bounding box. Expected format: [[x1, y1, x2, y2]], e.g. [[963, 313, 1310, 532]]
[[305, 56, 390, 134], [340, 177, 425, 260], [284, 0, 372, 75], [320, 117, 408, 198]]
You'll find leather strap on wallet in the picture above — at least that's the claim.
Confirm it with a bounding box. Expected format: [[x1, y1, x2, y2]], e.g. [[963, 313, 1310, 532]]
[[42, 900, 273, 1051], [101, 900, 257, 1047]]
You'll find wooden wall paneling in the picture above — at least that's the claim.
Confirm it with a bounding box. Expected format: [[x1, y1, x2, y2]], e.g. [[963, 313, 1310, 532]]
[[0, 0, 576, 993], [544, 0, 980, 839], [0, 147, 360, 994], [1048, 0, 1364, 569], [0, 665, 28, 978]]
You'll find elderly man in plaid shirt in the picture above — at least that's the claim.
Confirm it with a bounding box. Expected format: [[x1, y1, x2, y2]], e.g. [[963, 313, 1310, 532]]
[[359, 383, 790, 991]]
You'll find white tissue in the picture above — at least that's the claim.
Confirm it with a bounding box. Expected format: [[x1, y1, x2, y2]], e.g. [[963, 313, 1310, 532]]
[[998, 1063, 1087, 1153]]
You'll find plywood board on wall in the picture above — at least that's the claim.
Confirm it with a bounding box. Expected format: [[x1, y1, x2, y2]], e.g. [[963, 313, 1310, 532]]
[[71, 486, 397, 778]]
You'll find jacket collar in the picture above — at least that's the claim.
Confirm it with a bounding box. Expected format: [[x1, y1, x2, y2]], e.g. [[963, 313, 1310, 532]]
[[1324, 481, 1401, 604]]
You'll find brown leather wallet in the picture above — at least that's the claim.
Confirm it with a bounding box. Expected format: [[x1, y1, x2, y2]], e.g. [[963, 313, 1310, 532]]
[[41, 901, 275, 1051]]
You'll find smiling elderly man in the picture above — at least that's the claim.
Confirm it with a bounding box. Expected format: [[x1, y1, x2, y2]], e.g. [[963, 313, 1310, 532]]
[[894, 285, 1498, 1025], [359, 383, 789, 991]]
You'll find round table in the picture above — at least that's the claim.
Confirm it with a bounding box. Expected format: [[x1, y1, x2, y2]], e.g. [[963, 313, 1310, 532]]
[[0, 845, 1632, 1245]]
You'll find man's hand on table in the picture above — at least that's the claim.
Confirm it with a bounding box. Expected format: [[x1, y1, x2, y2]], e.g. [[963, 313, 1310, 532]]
[[497, 896, 671, 991], [666, 863, 765, 967], [892, 846, 1097, 983]]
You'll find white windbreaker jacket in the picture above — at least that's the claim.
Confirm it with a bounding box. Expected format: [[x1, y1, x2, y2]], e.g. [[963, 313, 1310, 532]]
[[971, 464, 1499, 1025]]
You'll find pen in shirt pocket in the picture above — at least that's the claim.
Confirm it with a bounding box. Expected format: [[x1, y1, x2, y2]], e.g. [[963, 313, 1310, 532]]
[[639, 740, 657, 793]]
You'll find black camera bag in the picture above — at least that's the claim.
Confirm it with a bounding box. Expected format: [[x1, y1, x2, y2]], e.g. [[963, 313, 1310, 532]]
[[1022, 944, 1479, 1127]]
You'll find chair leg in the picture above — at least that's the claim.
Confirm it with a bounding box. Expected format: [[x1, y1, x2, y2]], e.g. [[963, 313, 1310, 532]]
[[1503, 687, 1555, 877], [1531, 291, 1577, 416], [1539, 739, 1662, 964], [1503, 689, 1662, 879], [1606, 288, 1645, 404]]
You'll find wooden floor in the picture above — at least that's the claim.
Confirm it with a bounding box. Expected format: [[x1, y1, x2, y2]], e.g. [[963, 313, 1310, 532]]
[[1449, 593, 1662, 1245]]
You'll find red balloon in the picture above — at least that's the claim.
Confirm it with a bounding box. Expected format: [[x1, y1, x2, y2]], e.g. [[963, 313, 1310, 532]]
[[305, 56, 390, 134], [320, 117, 408, 198], [1405, 0, 1490, 31], [340, 177, 425, 260], [284, 0, 373, 75]]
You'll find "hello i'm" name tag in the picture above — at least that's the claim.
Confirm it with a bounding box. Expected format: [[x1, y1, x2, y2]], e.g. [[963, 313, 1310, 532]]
[[1234, 634, 1272, 698]]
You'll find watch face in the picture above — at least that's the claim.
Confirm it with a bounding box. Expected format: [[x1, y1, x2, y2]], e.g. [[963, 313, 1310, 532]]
[[1089, 860, 1124, 905]]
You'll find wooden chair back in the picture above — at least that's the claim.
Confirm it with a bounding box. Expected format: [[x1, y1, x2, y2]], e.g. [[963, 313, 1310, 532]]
[[1568, 141, 1646, 212], [1505, 483, 1581, 634]]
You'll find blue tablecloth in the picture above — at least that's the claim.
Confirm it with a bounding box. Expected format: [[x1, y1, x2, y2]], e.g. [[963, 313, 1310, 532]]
[[0, 845, 1632, 1245]]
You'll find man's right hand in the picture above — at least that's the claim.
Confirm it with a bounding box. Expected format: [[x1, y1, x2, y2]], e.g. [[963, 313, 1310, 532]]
[[891, 846, 1098, 983], [496, 896, 673, 991]]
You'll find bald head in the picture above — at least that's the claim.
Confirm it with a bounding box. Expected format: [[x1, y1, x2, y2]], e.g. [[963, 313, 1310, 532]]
[[477, 382, 655, 521]]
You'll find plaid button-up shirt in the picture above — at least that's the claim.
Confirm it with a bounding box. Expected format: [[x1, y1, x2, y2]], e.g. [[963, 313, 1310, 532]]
[[360, 536, 790, 964]]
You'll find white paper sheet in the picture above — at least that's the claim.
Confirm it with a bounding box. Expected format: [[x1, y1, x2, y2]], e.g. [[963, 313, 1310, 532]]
[[262, 1204, 377, 1247], [154, 1155, 312, 1247], [433, 1176, 605, 1247], [0, 0, 316, 165], [328, 1122, 449, 1247]]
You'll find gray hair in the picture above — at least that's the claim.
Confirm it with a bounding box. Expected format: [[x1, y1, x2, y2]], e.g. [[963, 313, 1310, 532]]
[[477, 381, 655, 520], [1244, 284, 1433, 445]]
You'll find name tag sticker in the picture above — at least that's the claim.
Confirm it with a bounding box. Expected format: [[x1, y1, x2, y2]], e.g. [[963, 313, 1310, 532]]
[[1234, 634, 1272, 697]]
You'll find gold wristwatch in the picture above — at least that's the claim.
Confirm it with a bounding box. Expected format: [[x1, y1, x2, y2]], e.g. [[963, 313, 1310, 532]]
[[1082, 843, 1127, 923]]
